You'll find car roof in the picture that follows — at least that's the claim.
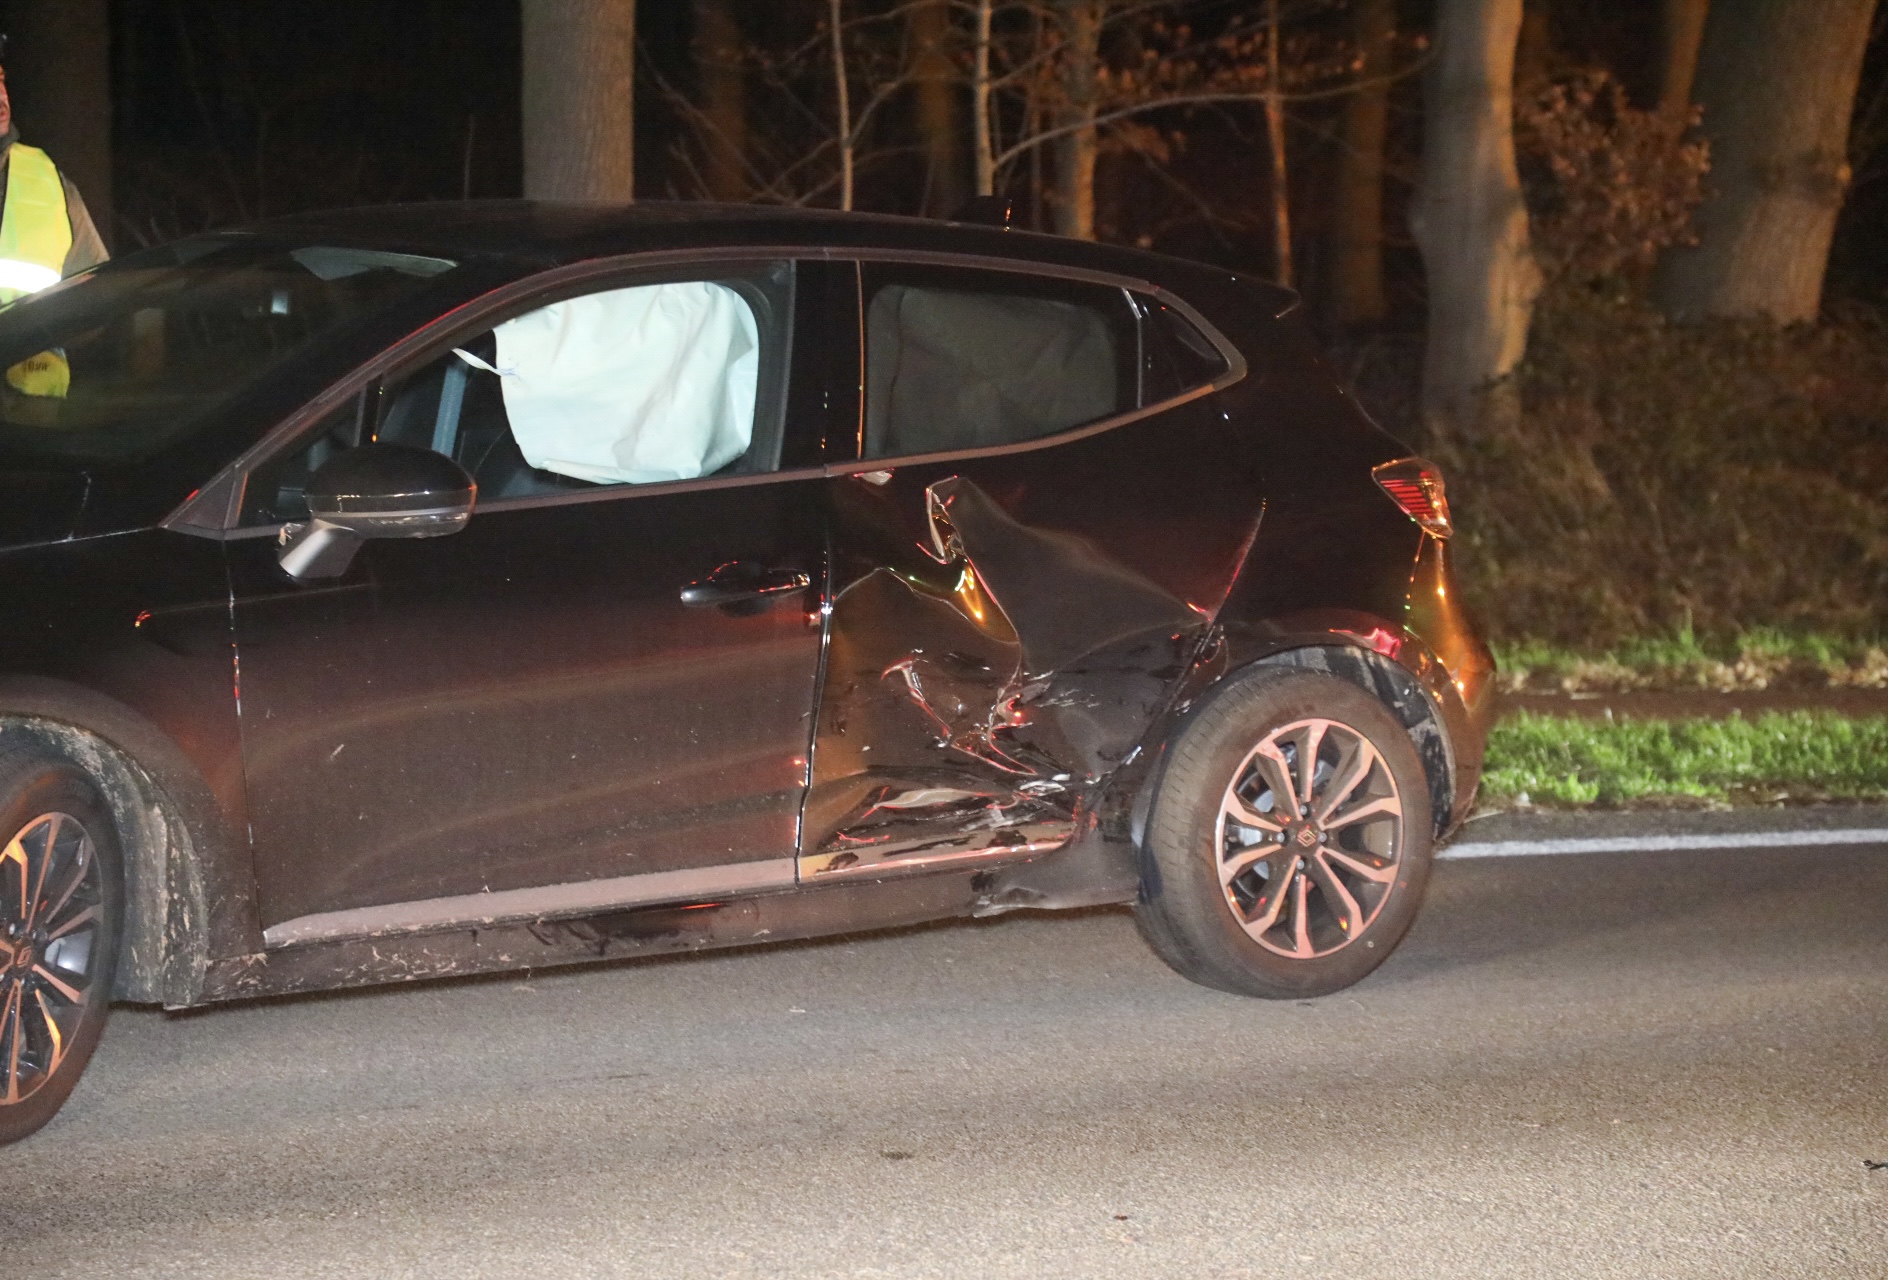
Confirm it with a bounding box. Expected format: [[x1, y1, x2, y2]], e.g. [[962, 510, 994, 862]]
[[241, 200, 1297, 315]]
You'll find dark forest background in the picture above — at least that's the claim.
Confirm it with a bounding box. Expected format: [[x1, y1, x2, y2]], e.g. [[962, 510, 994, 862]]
[[5, 1, 1877, 319]]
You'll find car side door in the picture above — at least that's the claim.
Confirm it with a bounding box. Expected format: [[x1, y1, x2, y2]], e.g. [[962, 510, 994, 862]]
[[221, 259, 836, 945], [803, 258, 1257, 883]]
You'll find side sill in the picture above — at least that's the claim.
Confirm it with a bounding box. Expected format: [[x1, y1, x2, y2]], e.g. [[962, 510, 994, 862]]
[[261, 858, 799, 949], [185, 837, 1141, 1008], [798, 821, 1074, 881]]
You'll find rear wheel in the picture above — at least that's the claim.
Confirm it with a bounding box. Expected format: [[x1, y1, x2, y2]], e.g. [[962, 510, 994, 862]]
[[0, 752, 122, 1145], [1135, 669, 1434, 998]]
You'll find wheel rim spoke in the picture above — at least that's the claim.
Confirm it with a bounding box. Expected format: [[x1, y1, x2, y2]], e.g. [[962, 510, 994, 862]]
[[1288, 871, 1313, 956], [23, 813, 61, 930], [1214, 716, 1404, 961], [1321, 844, 1396, 885], [2, 981, 22, 1104], [1295, 721, 1326, 816], [1253, 741, 1301, 822], [31, 964, 82, 1005], [1313, 737, 1373, 826], [33, 988, 64, 1077], [0, 811, 101, 1109], [1219, 843, 1271, 887], [44, 903, 98, 943], [1308, 850, 1366, 938], [5, 834, 27, 923], [40, 840, 91, 934], [1326, 793, 1401, 830], [1222, 791, 1282, 834], [1250, 857, 1301, 936]]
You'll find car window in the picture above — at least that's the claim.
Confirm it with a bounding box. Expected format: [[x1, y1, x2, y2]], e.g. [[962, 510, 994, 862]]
[[859, 264, 1138, 461], [1135, 295, 1230, 402], [243, 261, 793, 524], [0, 238, 460, 470]]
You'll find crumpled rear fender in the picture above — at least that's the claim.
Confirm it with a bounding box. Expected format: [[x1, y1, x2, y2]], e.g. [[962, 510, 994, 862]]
[[1167, 605, 1493, 839], [803, 462, 1260, 889]]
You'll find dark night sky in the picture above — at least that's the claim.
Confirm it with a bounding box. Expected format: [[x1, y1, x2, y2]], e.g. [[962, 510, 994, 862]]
[[106, 0, 525, 240]]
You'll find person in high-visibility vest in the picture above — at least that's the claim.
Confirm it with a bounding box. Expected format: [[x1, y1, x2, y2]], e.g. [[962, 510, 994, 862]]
[[0, 35, 109, 401]]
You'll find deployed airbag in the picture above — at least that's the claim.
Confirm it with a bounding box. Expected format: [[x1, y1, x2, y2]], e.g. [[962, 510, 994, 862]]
[[476, 281, 759, 485]]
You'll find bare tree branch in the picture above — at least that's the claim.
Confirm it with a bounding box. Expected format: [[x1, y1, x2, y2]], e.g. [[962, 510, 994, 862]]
[[991, 60, 1429, 172]]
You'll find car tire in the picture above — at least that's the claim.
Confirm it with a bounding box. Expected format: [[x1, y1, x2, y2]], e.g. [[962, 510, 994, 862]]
[[1135, 668, 1434, 999], [0, 749, 123, 1145]]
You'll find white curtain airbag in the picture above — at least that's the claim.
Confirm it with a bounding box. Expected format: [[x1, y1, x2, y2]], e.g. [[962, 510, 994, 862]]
[[483, 281, 758, 485]]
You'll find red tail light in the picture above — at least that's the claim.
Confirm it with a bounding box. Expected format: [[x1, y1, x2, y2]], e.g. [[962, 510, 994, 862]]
[[1372, 457, 1452, 538]]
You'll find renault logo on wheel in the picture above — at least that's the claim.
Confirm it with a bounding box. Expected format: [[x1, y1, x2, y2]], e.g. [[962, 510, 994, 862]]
[[1295, 826, 1318, 848]]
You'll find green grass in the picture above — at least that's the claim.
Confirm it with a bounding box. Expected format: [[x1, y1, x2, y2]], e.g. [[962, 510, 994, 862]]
[[1480, 710, 1888, 807], [1492, 626, 1888, 693]]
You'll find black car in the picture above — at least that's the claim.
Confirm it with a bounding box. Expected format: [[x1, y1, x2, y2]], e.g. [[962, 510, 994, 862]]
[[0, 203, 1493, 1142]]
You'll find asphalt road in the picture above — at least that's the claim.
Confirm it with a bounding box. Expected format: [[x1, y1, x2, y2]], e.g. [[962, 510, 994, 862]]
[[5, 832, 1887, 1279]]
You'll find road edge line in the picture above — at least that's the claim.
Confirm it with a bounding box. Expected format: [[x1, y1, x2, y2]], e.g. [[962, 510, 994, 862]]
[[1440, 828, 1888, 860]]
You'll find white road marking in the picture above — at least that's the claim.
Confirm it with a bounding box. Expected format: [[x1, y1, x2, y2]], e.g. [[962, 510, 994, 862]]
[[1441, 827, 1888, 860]]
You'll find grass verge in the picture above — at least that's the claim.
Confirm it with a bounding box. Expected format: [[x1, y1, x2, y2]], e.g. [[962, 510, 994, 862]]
[[1480, 710, 1888, 808], [1493, 627, 1888, 694]]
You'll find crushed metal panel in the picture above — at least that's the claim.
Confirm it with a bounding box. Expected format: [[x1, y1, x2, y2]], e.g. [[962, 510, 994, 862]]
[[802, 469, 1234, 881]]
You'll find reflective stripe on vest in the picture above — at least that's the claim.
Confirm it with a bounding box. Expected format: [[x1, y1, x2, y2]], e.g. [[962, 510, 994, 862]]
[[0, 145, 72, 304]]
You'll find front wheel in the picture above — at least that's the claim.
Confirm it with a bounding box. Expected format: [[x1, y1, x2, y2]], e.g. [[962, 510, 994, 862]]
[[1135, 669, 1434, 998], [0, 751, 123, 1145]]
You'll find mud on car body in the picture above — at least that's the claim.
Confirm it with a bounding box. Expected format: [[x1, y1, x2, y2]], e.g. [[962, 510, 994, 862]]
[[0, 202, 1493, 1142]]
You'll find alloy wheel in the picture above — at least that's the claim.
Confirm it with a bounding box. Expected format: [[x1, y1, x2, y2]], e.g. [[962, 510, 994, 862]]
[[1214, 717, 1404, 958], [0, 813, 103, 1105]]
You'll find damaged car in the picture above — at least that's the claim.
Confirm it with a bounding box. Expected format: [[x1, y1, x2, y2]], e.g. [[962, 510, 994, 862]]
[[0, 203, 1493, 1142]]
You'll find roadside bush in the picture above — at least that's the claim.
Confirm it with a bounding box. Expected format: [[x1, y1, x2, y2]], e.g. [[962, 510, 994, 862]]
[[1493, 627, 1888, 693], [1436, 297, 1888, 647], [1424, 72, 1888, 649]]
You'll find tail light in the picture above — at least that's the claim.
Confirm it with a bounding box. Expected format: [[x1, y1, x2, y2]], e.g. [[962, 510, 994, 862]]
[[1372, 457, 1452, 538]]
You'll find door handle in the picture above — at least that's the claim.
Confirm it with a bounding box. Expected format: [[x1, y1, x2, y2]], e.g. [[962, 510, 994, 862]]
[[680, 561, 813, 608]]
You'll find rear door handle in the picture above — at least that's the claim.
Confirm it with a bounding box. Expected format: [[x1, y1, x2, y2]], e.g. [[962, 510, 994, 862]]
[[680, 561, 813, 608]]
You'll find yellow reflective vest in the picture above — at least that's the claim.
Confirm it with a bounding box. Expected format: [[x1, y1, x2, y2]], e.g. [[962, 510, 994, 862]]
[[0, 145, 75, 399], [0, 145, 72, 304]]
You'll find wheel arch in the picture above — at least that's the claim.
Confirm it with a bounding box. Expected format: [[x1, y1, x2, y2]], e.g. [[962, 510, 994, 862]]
[[1127, 619, 1473, 853], [0, 676, 236, 1006], [1242, 644, 1454, 837]]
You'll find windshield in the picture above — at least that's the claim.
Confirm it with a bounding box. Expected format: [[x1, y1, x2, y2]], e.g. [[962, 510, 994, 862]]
[[0, 237, 460, 467]]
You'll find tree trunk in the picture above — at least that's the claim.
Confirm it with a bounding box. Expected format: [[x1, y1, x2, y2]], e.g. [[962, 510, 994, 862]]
[[1051, 0, 1101, 240], [5, 0, 111, 246], [1658, 0, 1710, 118], [520, 0, 637, 202], [1410, 0, 1541, 433], [1513, 0, 1552, 102], [1263, 0, 1292, 287], [972, 0, 995, 196], [829, 0, 853, 210], [909, 0, 964, 216], [1330, 0, 1394, 326], [691, 0, 747, 201], [1655, 0, 1878, 323]]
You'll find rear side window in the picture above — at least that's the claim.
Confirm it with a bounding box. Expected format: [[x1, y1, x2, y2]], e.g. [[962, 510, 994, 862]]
[[1136, 296, 1230, 402], [861, 264, 1137, 460]]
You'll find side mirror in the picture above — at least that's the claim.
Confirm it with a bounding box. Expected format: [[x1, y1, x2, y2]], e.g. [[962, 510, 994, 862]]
[[278, 444, 476, 580]]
